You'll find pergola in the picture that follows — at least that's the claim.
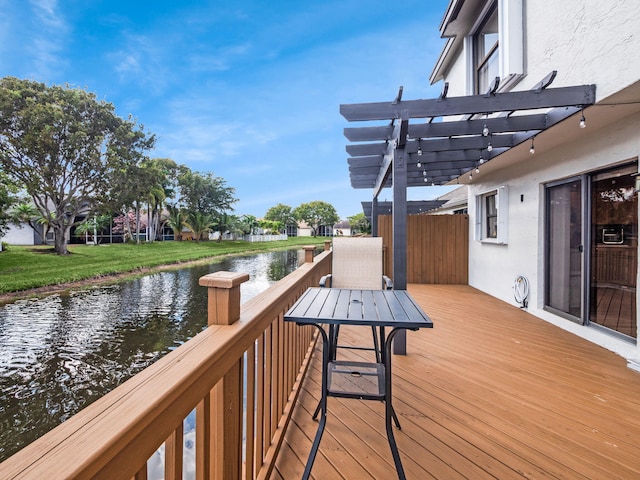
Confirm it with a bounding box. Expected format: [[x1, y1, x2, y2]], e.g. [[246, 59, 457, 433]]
[[340, 72, 595, 352], [361, 200, 446, 222]]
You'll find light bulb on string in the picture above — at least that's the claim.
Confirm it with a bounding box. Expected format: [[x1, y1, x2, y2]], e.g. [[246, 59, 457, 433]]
[[417, 138, 423, 156], [482, 113, 489, 136], [579, 110, 586, 128], [417, 161, 422, 168], [529, 136, 536, 155]]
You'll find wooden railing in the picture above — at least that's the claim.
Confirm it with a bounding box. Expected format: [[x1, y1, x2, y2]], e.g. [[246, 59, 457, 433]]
[[0, 245, 332, 480]]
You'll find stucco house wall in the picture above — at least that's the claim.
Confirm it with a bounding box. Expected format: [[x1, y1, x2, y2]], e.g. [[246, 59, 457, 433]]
[[434, 0, 640, 363], [1, 223, 37, 245]]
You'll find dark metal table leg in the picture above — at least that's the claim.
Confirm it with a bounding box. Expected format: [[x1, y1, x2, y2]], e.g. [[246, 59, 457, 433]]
[[302, 324, 330, 480], [380, 326, 402, 430], [384, 328, 408, 480]]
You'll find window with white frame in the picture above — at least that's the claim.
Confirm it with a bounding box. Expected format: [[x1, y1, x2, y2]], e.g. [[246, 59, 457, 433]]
[[476, 186, 508, 244], [466, 0, 524, 95], [474, 5, 499, 95]]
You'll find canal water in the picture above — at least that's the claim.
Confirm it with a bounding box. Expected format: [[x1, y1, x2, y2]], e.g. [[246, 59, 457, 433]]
[[0, 249, 302, 463]]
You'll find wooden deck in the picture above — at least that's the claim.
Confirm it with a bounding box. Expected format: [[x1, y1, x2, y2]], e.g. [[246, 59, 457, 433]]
[[272, 285, 640, 479]]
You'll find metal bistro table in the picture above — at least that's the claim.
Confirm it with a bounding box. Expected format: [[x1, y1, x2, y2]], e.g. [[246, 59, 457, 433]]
[[284, 287, 433, 480]]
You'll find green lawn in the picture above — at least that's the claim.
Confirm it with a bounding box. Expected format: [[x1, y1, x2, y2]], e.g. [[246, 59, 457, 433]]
[[0, 237, 327, 294]]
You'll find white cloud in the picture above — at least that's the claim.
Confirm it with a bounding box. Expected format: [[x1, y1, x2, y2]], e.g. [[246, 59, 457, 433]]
[[29, 0, 65, 29], [188, 43, 253, 73], [23, 0, 68, 80], [107, 34, 171, 94]]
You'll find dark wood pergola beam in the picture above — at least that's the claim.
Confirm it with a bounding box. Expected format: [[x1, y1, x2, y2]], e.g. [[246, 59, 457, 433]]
[[347, 133, 519, 157], [345, 112, 551, 141], [340, 85, 595, 121]]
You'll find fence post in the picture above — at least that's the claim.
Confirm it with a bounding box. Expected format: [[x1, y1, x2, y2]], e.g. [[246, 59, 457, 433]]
[[324, 240, 331, 251], [198, 271, 249, 480], [303, 245, 315, 263]]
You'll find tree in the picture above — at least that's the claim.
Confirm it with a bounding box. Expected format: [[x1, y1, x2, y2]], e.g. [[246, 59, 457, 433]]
[[141, 158, 178, 242], [0, 171, 19, 239], [238, 214, 258, 235], [264, 203, 296, 233], [348, 212, 371, 235], [165, 205, 186, 241], [9, 202, 45, 244], [74, 214, 111, 244], [0, 77, 155, 254], [213, 212, 230, 242], [113, 212, 146, 242], [185, 211, 215, 242], [177, 169, 237, 218], [259, 219, 282, 235], [293, 201, 339, 237]]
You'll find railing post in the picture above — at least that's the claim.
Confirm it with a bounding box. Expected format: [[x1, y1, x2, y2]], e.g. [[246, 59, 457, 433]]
[[198, 271, 249, 480], [200, 271, 249, 327], [324, 240, 331, 251], [303, 245, 315, 263]]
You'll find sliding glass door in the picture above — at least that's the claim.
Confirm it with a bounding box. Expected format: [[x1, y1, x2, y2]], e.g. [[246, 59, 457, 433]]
[[545, 163, 637, 339], [546, 179, 583, 320], [589, 165, 637, 338]]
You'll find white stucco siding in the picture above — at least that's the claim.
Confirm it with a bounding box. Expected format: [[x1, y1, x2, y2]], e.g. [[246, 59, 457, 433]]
[[468, 111, 640, 359], [470, 111, 640, 302], [441, 47, 468, 97], [525, 0, 640, 98], [1, 224, 36, 245], [437, 1, 640, 99]]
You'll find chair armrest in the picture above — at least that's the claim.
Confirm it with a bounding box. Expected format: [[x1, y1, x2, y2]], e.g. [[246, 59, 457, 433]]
[[319, 274, 332, 287], [383, 275, 393, 290]]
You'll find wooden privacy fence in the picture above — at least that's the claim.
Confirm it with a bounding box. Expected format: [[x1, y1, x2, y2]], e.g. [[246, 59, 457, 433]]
[[379, 214, 469, 284], [0, 246, 331, 480]]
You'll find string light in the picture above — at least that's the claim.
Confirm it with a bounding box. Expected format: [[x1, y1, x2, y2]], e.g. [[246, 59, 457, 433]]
[[417, 138, 423, 156], [482, 113, 489, 136], [529, 136, 536, 155], [579, 109, 586, 128], [417, 160, 421, 168]]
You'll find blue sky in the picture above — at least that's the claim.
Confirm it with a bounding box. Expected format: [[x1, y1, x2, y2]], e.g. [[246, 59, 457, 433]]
[[0, 0, 452, 219]]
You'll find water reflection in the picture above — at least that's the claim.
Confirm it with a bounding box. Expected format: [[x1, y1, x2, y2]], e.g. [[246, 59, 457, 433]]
[[0, 249, 301, 461]]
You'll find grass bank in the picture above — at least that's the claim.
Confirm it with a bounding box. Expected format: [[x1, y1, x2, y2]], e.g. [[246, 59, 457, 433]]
[[0, 237, 327, 295]]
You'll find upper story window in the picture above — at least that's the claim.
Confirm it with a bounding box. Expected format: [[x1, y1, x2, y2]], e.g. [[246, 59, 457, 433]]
[[474, 6, 499, 94], [457, 0, 524, 95]]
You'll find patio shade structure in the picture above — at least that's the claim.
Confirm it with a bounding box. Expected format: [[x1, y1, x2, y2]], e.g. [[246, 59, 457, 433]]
[[341, 72, 596, 353]]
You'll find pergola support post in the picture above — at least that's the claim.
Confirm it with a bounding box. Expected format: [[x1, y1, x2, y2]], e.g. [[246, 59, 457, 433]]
[[392, 117, 408, 355]]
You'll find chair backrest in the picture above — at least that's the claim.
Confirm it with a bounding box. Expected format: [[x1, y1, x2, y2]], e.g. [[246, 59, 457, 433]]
[[330, 236, 384, 290]]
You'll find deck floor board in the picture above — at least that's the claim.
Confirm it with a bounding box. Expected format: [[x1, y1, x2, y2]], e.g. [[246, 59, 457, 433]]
[[273, 285, 640, 479]]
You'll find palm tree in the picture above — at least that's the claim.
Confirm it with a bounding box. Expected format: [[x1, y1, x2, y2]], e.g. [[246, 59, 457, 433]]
[[74, 215, 111, 244], [166, 206, 186, 241], [185, 211, 215, 242], [10, 202, 45, 244]]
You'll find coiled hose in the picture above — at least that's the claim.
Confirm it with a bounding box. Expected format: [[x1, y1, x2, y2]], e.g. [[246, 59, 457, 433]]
[[513, 275, 529, 308]]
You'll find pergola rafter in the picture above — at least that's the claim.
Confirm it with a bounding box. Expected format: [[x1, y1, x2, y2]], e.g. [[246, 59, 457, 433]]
[[340, 73, 596, 353]]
